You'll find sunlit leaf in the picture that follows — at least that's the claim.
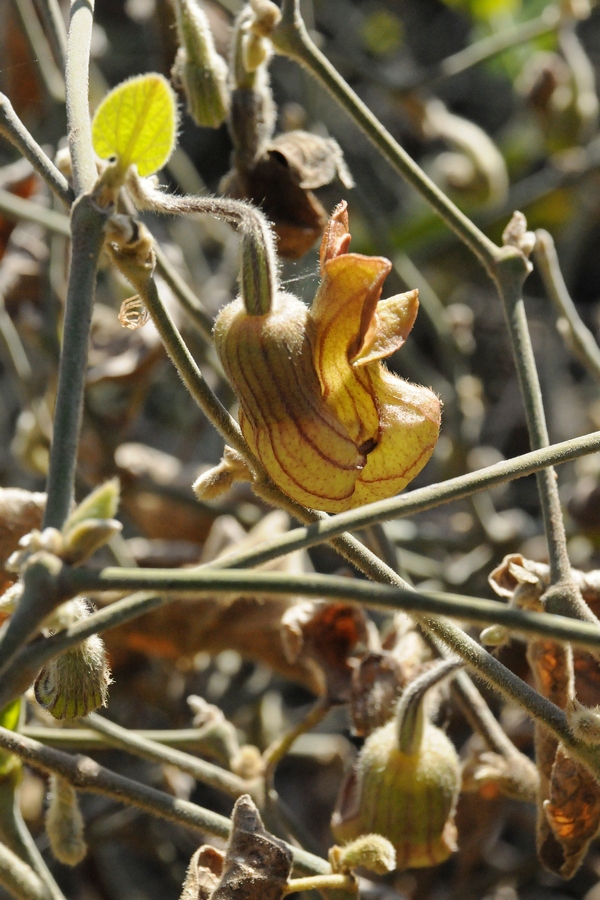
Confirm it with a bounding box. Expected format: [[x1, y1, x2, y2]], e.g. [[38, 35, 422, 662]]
[[92, 73, 177, 177]]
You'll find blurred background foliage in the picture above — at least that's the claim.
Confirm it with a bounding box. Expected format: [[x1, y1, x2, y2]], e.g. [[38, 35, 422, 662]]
[[3, 0, 600, 897]]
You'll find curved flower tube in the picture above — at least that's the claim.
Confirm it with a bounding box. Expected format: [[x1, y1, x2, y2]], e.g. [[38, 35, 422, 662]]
[[214, 202, 441, 512]]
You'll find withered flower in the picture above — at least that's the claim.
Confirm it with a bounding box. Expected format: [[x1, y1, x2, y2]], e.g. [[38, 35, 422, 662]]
[[214, 201, 441, 512]]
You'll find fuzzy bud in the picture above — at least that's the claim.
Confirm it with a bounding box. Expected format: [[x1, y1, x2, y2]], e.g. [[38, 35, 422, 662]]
[[172, 0, 229, 128], [45, 774, 87, 866], [566, 698, 600, 745], [480, 624, 509, 647], [329, 835, 396, 875], [34, 634, 112, 719]]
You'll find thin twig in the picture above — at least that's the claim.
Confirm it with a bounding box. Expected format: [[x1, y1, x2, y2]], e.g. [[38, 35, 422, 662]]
[[0, 188, 71, 236], [48, 566, 600, 651], [33, 0, 68, 71], [270, 0, 500, 273], [84, 713, 255, 801], [0, 94, 73, 206], [0, 727, 330, 877], [535, 228, 600, 380], [13, 0, 65, 103]]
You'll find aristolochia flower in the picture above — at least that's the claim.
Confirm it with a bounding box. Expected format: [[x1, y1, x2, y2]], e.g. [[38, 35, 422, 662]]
[[214, 202, 441, 512]]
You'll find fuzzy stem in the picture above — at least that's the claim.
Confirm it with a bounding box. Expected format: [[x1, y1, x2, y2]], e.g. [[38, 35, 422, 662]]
[[262, 700, 331, 790], [0, 727, 330, 877], [65, 0, 97, 194]]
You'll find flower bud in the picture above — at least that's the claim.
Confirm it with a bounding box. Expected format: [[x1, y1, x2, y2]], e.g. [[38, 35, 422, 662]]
[[45, 774, 87, 866], [172, 0, 229, 129], [331, 662, 461, 869], [34, 634, 111, 719], [329, 835, 396, 875]]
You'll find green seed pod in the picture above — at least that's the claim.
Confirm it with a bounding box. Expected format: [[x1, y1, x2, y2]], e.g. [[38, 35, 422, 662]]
[[331, 661, 461, 869]]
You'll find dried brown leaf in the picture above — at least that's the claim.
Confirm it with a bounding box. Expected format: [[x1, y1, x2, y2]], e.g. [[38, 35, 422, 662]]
[[350, 650, 404, 736], [281, 600, 370, 701], [180, 845, 224, 900], [210, 795, 292, 900], [544, 746, 600, 878]]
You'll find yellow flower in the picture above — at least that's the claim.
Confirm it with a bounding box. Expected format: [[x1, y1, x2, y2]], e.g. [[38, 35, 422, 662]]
[[214, 201, 441, 512]]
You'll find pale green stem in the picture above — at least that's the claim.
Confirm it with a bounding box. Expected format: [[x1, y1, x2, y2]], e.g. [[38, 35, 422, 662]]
[[0, 843, 49, 900], [195, 430, 600, 571], [21, 726, 230, 753], [0, 727, 330, 877], [117, 267, 252, 464], [50, 566, 600, 651], [535, 228, 600, 380], [0, 188, 71, 236], [262, 700, 331, 791], [65, 0, 97, 194], [270, 0, 499, 273], [415, 5, 560, 88], [34, 0, 68, 71], [0, 95, 73, 205], [283, 874, 354, 895], [13, 0, 65, 103], [493, 253, 594, 620], [84, 713, 254, 801]]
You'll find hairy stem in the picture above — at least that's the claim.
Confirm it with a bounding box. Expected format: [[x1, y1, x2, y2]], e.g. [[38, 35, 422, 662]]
[[0, 727, 330, 877], [65, 0, 97, 194]]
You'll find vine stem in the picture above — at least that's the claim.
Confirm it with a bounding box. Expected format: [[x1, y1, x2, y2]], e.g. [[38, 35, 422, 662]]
[[84, 713, 255, 802], [65, 0, 97, 195], [42, 195, 110, 530], [534, 228, 600, 380], [0, 95, 73, 206], [0, 727, 330, 877], [270, 0, 499, 273]]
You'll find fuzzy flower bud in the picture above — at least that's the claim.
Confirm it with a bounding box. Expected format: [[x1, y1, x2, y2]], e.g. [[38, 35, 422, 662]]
[[45, 774, 87, 866], [331, 661, 461, 869], [329, 835, 396, 875], [34, 633, 112, 719], [214, 202, 441, 512], [172, 0, 230, 128]]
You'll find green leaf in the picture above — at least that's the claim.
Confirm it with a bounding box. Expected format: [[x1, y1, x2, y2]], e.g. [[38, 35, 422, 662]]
[[63, 478, 120, 535], [92, 73, 178, 177]]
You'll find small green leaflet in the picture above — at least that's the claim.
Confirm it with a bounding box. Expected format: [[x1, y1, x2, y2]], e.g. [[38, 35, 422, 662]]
[[92, 73, 178, 177]]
